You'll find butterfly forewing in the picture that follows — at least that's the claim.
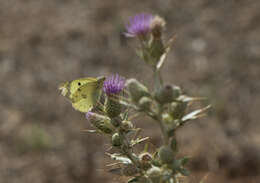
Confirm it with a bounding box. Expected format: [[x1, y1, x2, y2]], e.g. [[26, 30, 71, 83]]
[[69, 78, 97, 98]]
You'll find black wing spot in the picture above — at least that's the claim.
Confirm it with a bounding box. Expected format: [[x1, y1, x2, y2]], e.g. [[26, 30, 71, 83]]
[[78, 82, 81, 86], [82, 94, 87, 98]]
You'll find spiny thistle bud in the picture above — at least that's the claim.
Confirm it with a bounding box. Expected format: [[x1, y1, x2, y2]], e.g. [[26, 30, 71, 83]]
[[120, 120, 134, 133], [112, 132, 122, 147], [139, 152, 152, 161], [138, 96, 152, 111], [169, 101, 187, 119], [139, 152, 152, 170], [155, 85, 181, 104], [158, 145, 175, 164], [105, 97, 122, 118], [103, 74, 126, 118], [140, 15, 166, 67], [86, 112, 114, 134], [147, 166, 162, 183], [126, 79, 150, 103], [151, 15, 166, 39]]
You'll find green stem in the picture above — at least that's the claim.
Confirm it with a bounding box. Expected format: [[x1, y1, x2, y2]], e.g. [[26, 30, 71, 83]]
[[120, 132, 141, 170], [154, 68, 163, 92], [157, 105, 169, 145], [153, 69, 169, 145]]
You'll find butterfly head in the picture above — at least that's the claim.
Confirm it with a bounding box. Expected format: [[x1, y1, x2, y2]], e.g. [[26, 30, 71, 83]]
[[59, 82, 70, 97]]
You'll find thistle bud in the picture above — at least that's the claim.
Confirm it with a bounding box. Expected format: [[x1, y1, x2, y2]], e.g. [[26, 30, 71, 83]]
[[86, 112, 114, 134], [120, 120, 134, 133], [139, 152, 152, 161], [111, 133, 122, 147], [147, 166, 162, 183], [151, 15, 166, 40], [155, 85, 181, 104], [126, 79, 150, 103], [169, 101, 187, 119], [138, 96, 152, 111], [139, 152, 152, 170], [158, 146, 175, 164], [105, 97, 121, 118]]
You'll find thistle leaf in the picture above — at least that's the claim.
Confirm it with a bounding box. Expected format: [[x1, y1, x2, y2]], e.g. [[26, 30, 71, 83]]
[[131, 137, 150, 146], [181, 105, 211, 122], [106, 153, 132, 164]]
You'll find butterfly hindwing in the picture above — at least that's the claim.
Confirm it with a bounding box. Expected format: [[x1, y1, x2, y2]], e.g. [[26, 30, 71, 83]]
[[72, 82, 98, 112]]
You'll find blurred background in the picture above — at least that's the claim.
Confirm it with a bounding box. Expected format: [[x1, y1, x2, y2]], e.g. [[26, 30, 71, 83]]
[[0, 0, 260, 182]]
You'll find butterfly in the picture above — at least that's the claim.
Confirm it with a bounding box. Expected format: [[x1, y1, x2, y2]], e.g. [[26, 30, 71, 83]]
[[59, 76, 106, 113]]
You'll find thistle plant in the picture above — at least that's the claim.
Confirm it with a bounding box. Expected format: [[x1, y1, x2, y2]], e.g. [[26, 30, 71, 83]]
[[60, 13, 210, 183]]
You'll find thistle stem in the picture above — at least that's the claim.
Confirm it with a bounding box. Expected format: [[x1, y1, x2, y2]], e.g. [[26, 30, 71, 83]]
[[157, 105, 169, 145], [153, 69, 169, 145], [120, 132, 141, 171], [154, 68, 163, 92]]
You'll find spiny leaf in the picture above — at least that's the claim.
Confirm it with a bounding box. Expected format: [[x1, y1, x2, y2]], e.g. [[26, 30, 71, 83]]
[[106, 153, 132, 164], [181, 105, 211, 122]]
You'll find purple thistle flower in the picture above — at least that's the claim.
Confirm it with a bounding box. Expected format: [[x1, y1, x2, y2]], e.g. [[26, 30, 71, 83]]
[[125, 13, 153, 38], [103, 74, 126, 95]]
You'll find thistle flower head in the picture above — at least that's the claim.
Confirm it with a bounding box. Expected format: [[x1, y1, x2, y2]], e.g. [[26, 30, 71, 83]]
[[103, 74, 126, 95], [125, 13, 154, 38]]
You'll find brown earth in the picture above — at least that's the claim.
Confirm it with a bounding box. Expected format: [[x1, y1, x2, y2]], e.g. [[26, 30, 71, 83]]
[[0, 0, 260, 183]]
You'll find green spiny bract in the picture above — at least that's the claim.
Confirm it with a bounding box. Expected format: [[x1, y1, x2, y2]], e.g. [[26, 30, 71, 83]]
[[86, 112, 115, 134], [154, 85, 181, 104], [105, 97, 122, 118], [126, 79, 150, 103], [112, 132, 122, 147], [158, 145, 175, 164]]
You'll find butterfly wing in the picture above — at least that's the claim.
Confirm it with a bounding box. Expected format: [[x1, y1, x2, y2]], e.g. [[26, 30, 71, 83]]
[[71, 77, 105, 112], [71, 82, 96, 112], [69, 78, 97, 98], [59, 77, 105, 113]]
